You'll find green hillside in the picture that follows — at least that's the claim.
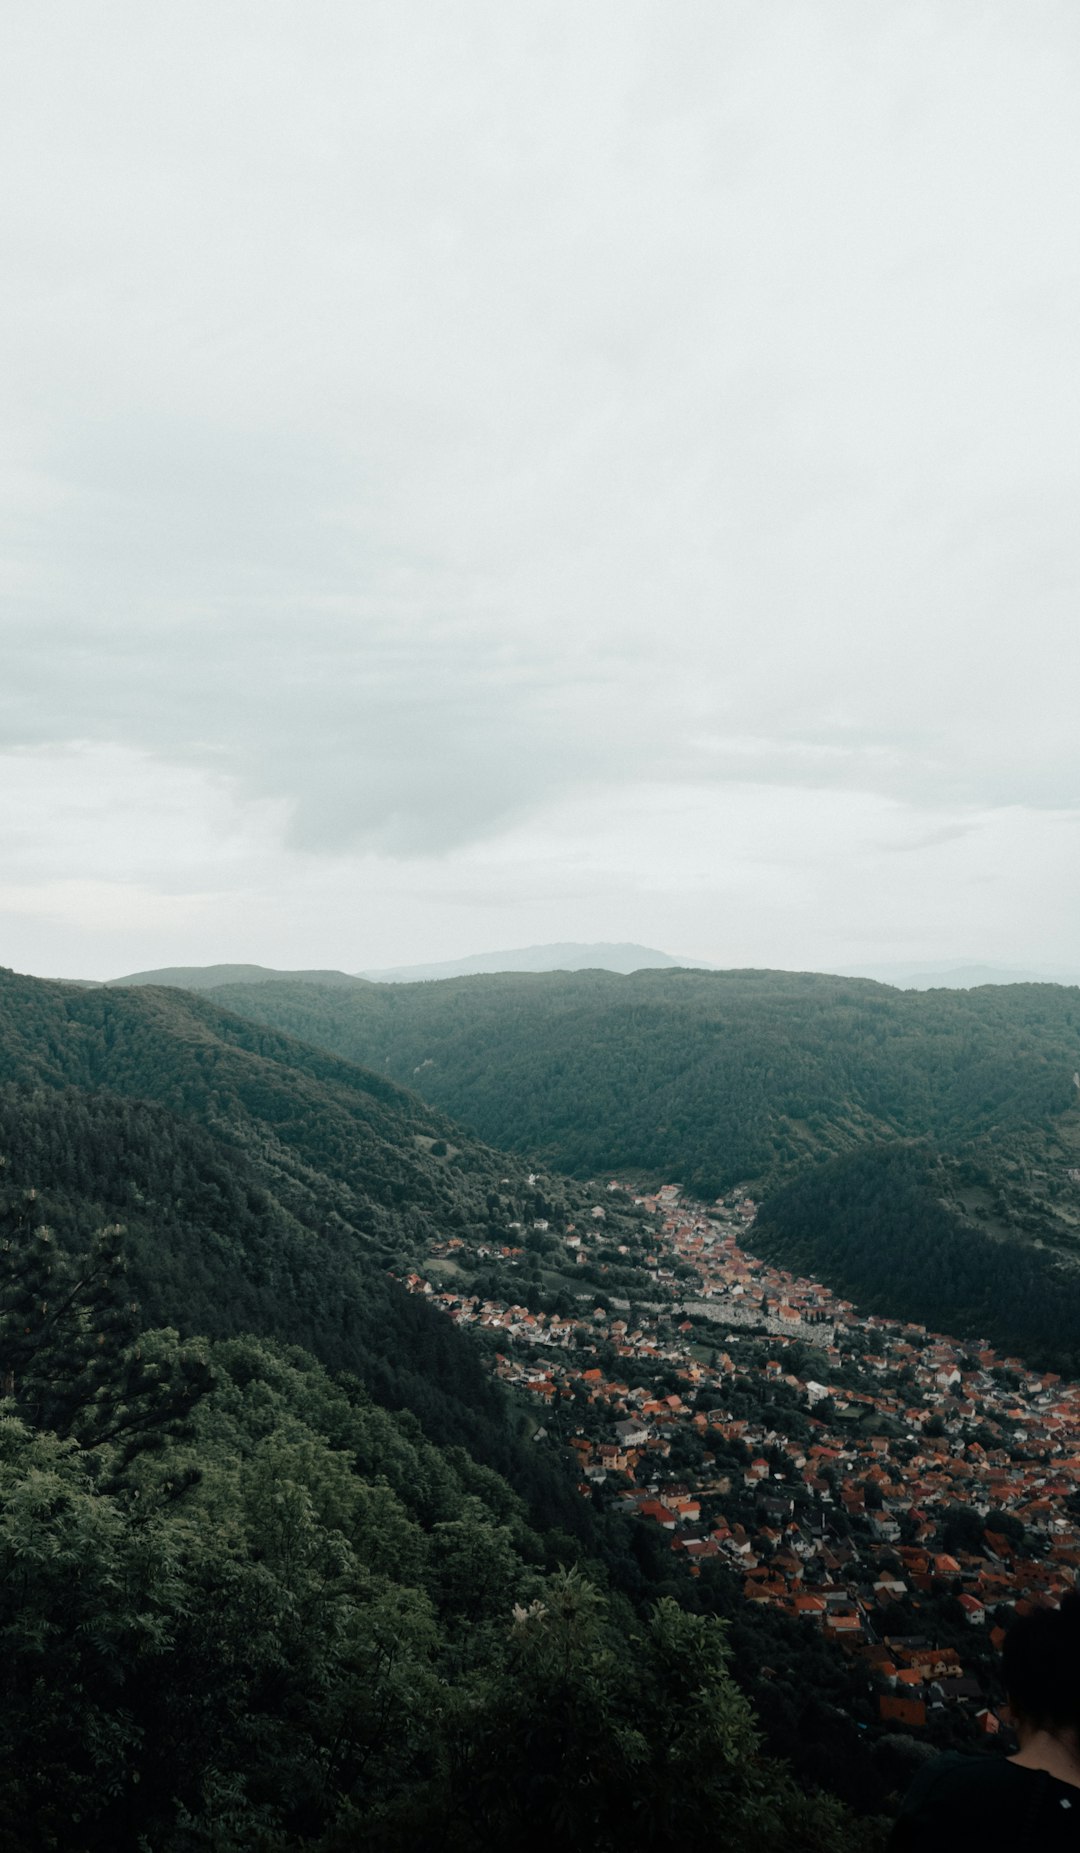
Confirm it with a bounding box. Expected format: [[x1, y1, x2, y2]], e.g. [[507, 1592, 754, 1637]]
[[753, 1140, 1080, 1372], [0, 1192, 871, 1851], [0, 967, 626, 1509], [200, 966, 1080, 1361], [200, 967, 1080, 1189]]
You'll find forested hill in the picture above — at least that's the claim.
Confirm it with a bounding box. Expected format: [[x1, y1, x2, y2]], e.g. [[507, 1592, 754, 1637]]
[[203, 966, 1080, 1195], [201, 966, 1080, 1363], [0, 966, 620, 1499]]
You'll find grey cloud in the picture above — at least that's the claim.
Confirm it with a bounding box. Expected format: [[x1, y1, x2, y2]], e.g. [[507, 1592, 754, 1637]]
[[2, 2, 1080, 870], [0, 449, 586, 853]]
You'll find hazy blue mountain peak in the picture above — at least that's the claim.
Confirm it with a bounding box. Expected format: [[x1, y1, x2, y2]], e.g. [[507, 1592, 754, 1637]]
[[106, 963, 365, 990], [357, 941, 714, 982]]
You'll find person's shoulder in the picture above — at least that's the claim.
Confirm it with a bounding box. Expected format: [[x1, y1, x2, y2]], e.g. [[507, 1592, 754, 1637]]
[[894, 1750, 1029, 1844], [894, 1751, 1080, 1851], [902, 1750, 1020, 1809]]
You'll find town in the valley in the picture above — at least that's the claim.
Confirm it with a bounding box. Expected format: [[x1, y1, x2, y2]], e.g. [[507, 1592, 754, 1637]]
[[403, 1179, 1080, 1742]]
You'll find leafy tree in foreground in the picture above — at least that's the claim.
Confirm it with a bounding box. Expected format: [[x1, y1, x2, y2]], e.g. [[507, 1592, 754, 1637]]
[[0, 1241, 885, 1849]]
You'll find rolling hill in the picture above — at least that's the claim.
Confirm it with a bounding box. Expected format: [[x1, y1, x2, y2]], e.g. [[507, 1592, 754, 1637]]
[[199, 966, 1080, 1188], [102, 941, 711, 987], [0, 965, 631, 1494], [103, 961, 364, 989], [198, 965, 1080, 1365]]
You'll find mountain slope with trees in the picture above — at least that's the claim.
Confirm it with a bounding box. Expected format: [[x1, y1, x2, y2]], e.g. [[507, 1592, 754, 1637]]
[[0, 967, 620, 1522], [752, 1140, 1080, 1373], [199, 967, 1080, 1361], [201, 967, 1080, 1193], [0, 1184, 873, 1851]]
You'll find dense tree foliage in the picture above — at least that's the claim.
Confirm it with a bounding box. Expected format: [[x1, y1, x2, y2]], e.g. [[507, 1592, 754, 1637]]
[[0, 1202, 880, 1849], [753, 1143, 1080, 1373]]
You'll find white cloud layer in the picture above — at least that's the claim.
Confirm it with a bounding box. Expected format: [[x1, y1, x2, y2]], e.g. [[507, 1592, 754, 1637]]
[[2, 3, 1078, 977]]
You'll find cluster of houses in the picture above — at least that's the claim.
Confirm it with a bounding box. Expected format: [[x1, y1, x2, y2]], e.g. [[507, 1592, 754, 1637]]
[[404, 1181, 1080, 1737]]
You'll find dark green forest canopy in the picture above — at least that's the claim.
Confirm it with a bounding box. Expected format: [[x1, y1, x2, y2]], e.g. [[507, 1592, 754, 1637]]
[[0, 1307, 877, 1851], [752, 1141, 1080, 1374]]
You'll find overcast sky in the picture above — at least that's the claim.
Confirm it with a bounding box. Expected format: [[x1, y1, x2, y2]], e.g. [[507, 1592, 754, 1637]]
[[3, 2, 1079, 980]]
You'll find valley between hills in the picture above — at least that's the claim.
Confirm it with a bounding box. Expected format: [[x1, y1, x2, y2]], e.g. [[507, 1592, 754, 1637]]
[[4, 962, 1080, 1848]]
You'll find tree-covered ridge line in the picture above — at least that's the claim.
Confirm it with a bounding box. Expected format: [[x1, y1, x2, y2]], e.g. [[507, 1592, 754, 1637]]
[[202, 965, 1080, 1194], [24, 955, 1077, 1391]]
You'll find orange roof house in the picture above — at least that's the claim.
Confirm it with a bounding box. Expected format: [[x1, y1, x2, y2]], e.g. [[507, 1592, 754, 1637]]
[[880, 1695, 926, 1729]]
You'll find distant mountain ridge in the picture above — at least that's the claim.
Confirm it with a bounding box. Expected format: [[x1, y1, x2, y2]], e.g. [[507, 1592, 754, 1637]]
[[100, 943, 711, 989], [94, 949, 1080, 992], [105, 961, 364, 990], [843, 960, 1080, 990], [199, 965, 1080, 1192], [358, 941, 713, 981]]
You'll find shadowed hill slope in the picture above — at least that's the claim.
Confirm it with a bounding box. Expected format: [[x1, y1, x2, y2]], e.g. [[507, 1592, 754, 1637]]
[[0, 967, 615, 1513]]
